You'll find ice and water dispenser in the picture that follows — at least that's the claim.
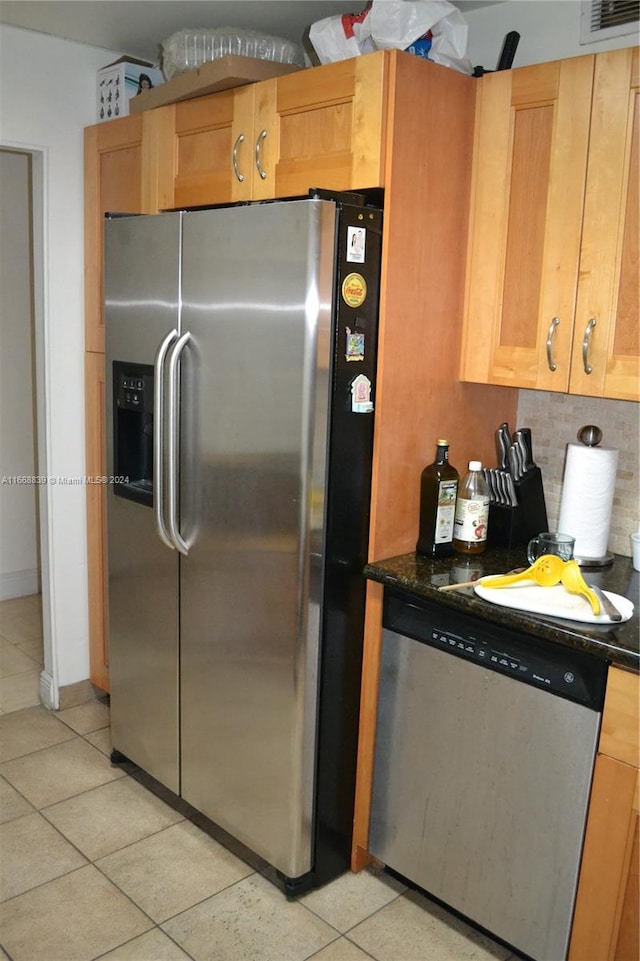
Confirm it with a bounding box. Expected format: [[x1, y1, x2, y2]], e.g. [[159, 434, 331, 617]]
[[112, 361, 154, 506]]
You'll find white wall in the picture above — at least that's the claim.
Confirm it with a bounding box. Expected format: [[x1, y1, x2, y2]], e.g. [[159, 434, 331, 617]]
[[0, 150, 40, 598], [464, 0, 638, 68], [0, 25, 121, 693]]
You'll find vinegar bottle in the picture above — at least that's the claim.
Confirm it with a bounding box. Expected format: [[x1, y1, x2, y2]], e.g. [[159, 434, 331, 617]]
[[452, 461, 490, 555], [416, 440, 459, 557]]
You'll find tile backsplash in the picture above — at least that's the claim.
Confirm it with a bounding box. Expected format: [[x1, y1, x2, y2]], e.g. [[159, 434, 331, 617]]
[[516, 391, 640, 557]]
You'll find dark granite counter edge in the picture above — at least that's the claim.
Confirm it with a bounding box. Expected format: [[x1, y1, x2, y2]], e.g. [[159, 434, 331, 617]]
[[364, 550, 640, 673]]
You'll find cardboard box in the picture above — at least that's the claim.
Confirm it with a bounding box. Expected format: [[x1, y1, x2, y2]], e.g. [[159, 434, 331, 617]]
[[128, 55, 302, 114], [97, 57, 164, 122]]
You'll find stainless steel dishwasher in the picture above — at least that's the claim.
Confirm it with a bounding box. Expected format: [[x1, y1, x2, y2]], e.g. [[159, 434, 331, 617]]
[[369, 590, 608, 961]]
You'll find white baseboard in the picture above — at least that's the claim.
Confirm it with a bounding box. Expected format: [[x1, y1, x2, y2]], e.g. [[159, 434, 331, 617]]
[[39, 670, 58, 710], [0, 568, 41, 601]]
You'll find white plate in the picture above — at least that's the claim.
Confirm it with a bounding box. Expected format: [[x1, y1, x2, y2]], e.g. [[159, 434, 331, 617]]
[[473, 579, 634, 625]]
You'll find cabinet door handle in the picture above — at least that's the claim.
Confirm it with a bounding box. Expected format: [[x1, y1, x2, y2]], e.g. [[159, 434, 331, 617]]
[[546, 317, 561, 372], [232, 133, 245, 182], [582, 318, 597, 375], [255, 129, 268, 180]]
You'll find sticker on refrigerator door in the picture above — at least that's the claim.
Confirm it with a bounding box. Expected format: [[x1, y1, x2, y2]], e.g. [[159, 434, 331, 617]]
[[346, 226, 366, 263], [345, 327, 365, 361], [342, 272, 367, 309], [350, 374, 373, 413]]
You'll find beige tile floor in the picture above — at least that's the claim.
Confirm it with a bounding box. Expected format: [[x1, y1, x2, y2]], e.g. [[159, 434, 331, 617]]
[[0, 596, 524, 961], [0, 594, 44, 715]]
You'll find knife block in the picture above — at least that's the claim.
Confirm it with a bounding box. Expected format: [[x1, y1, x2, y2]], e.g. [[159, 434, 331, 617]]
[[488, 504, 523, 548], [488, 468, 548, 549]]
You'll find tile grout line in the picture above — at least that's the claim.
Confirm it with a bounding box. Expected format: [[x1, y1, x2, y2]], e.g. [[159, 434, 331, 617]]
[[298, 884, 407, 939], [0, 730, 95, 769]]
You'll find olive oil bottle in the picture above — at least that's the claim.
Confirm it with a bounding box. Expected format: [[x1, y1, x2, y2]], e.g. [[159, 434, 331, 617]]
[[416, 440, 459, 557]]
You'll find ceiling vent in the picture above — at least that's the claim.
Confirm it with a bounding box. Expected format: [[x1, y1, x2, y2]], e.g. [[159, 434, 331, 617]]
[[580, 0, 640, 43]]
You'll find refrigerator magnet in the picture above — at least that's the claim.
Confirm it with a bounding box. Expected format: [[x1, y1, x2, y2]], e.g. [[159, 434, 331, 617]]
[[346, 226, 366, 263], [345, 327, 365, 361], [341, 273, 367, 309], [350, 373, 373, 413]]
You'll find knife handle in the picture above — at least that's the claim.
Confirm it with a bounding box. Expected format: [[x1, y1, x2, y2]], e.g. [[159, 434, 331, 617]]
[[495, 426, 510, 470], [507, 445, 520, 480], [590, 584, 623, 621], [514, 428, 533, 472]]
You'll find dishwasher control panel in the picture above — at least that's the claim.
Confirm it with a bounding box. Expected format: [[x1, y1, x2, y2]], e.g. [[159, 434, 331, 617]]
[[384, 590, 608, 710], [431, 627, 529, 672]]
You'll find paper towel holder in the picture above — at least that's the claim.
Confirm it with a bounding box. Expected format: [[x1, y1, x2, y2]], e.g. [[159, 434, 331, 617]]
[[577, 424, 602, 447], [573, 425, 614, 568]]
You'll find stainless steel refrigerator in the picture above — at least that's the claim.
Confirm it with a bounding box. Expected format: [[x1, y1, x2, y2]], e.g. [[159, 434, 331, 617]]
[[104, 194, 382, 894]]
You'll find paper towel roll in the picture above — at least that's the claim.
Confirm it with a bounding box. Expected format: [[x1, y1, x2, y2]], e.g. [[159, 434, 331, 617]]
[[557, 443, 619, 560]]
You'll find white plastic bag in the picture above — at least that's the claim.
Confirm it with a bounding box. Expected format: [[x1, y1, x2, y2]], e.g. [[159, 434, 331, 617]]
[[308, 0, 472, 75], [307, 4, 375, 62]]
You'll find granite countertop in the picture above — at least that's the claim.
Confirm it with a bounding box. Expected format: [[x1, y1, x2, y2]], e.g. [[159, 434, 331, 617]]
[[365, 547, 639, 672]]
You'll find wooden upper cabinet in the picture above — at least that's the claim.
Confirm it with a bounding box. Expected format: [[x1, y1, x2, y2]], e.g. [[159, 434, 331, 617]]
[[269, 52, 386, 197], [570, 48, 640, 400], [461, 55, 594, 392], [84, 112, 161, 352], [154, 53, 387, 210], [461, 48, 639, 401], [154, 83, 260, 207]]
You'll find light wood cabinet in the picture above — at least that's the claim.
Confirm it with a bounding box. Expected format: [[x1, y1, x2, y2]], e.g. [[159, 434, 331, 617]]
[[570, 49, 640, 400], [460, 47, 639, 401], [85, 351, 109, 691], [152, 83, 259, 207], [152, 53, 387, 210], [84, 112, 164, 353], [84, 112, 163, 689], [85, 116, 144, 354], [269, 52, 386, 199], [570, 666, 640, 961]]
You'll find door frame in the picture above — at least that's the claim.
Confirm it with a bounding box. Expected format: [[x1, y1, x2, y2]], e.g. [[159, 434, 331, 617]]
[[1, 143, 58, 707]]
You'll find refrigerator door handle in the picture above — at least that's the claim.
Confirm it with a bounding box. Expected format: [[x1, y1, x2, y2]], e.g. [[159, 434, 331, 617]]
[[153, 329, 179, 550], [166, 330, 192, 556]]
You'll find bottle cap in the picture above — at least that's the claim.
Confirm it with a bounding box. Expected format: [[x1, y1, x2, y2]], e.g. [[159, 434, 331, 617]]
[[436, 438, 449, 445], [469, 460, 482, 470]]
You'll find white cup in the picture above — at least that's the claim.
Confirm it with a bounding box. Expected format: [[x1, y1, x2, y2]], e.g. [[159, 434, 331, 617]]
[[631, 532, 640, 572]]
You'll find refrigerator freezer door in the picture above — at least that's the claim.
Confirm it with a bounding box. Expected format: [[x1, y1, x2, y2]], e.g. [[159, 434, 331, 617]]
[[105, 212, 182, 793], [179, 200, 337, 879]]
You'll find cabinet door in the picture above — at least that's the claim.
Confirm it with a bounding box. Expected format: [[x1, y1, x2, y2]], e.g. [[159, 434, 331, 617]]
[[268, 52, 386, 197], [599, 664, 640, 768], [461, 56, 594, 390], [84, 114, 160, 352], [85, 116, 143, 353], [570, 48, 640, 401], [569, 755, 639, 961], [570, 667, 639, 961], [156, 54, 387, 209], [156, 84, 258, 208], [85, 351, 109, 691]]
